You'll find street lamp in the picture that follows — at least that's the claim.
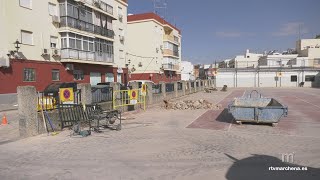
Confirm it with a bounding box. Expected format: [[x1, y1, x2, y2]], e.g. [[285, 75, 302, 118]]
[[14, 39, 22, 52]]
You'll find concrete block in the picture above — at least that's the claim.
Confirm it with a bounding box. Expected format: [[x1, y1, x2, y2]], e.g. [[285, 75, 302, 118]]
[[17, 86, 38, 137], [77, 83, 92, 105]]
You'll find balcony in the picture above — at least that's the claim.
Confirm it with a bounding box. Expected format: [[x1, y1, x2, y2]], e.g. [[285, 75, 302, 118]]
[[163, 35, 179, 45], [82, 0, 114, 16], [94, 25, 114, 39], [61, 49, 113, 64], [60, 16, 114, 39], [162, 63, 180, 71], [163, 49, 179, 57]]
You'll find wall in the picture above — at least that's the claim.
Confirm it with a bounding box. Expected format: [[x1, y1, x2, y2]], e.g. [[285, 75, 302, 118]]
[[129, 73, 181, 83], [2, 0, 60, 62], [216, 70, 320, 88], [127, 21, 163, 73], [0, 59, 127, 93], [113, 0, 128, 69]]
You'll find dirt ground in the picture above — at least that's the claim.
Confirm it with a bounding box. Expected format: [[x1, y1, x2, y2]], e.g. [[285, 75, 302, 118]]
[[0, 88, 320, 180]]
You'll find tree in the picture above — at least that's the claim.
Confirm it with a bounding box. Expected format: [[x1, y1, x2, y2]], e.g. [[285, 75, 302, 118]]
[[316, 34, 320, 39]]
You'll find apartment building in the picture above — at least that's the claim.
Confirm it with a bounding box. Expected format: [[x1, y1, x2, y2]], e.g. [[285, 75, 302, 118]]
[[216, 38, 320, 88], [229, 49, 263, 68], [0, 0, 128, 94], [126, 13, 182, 83]]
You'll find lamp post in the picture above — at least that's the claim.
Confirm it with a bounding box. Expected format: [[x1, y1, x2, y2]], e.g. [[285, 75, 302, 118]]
[[14, 39, 22, 52]]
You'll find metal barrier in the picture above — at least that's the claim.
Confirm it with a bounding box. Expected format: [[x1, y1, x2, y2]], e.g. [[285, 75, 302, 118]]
[[113, 89, 146, 110], [91, 86, 113, 103], [165, 83, 174, 92], [37, 90, 81, 111], [177, 82, 183, 90], [152, 84, 162, 94]]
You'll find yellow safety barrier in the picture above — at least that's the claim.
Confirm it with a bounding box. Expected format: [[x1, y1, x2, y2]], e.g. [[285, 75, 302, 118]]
[[37, 96, 56, 111], [113, 88, 146, 110]]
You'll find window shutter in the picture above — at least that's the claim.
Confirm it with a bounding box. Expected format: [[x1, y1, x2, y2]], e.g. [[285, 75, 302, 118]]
[[21, 31, 33, 45]]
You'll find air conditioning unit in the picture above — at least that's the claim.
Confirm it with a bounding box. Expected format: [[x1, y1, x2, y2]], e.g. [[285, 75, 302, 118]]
[[42, 49, 49, 56], [119, 35, 125, 41], [52, 15, 60, 23], [0, 57, 10, 68], [65, 64, 74, 71], [52, 49, 60, 57]]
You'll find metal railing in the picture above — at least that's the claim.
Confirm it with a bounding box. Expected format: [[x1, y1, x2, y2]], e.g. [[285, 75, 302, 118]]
[[60, 16, 114, 39], [165, 83, 175, 92], [177, 82, 183, 90], [162, 63, 179, 71], [61, 49, 114, 63], [60, 16, 94, 34], [94, 25, 114, 39], [91, 86, 113, 103], [37, 90, 81, 111], [152, 84, 162, 94], [83, 0, 114, 15]]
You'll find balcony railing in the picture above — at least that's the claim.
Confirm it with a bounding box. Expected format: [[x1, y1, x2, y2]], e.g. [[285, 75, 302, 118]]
[[162, 63, 180, 71], [61, 49, 113, 63], [163, 49, 180, 57], [94, 25, 114, 39], [163, 35, 179, 44], [60, 16, 94, 33], [60, 16, 114, 39], [83, 0, 114, 15]]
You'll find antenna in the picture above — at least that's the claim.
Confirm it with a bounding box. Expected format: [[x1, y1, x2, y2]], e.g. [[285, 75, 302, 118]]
[[153, 0, 167, 20]]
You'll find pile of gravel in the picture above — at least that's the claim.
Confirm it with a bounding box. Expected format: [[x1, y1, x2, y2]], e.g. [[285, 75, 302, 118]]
[[163, 99, 221, 110]]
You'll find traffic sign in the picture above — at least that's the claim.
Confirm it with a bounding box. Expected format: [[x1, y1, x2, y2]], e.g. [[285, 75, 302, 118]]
[[59, 88, 74, 103]]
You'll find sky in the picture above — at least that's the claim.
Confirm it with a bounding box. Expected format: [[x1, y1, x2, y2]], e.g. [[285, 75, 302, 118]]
[[128, 0, 320, 64]]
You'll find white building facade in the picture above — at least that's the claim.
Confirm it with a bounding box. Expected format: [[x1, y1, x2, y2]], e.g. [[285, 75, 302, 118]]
[[0, 0, 128, 93], [180, 61, 195, 81]]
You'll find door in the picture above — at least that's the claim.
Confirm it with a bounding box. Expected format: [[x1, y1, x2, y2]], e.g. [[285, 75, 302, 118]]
[[90, 72, 101, 85]]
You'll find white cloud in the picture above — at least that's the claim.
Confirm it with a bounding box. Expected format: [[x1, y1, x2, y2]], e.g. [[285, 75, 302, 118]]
[[272, 22, 308, 36]]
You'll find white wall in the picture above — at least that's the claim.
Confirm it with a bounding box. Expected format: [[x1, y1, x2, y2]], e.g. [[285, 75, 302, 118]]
[[216, 70, 320, 88]]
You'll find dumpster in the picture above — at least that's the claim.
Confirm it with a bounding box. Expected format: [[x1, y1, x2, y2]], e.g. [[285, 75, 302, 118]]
[[228, 90, 288, 126]]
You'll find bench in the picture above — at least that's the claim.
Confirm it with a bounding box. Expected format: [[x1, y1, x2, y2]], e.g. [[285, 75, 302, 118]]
[[58, 104, 121, 135]]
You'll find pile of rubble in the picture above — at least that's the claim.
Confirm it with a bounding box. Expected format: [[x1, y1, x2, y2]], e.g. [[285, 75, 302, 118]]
[[163, 99, 221, 110]]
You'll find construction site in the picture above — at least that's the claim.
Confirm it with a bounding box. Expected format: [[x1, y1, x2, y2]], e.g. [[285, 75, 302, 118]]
[[0, 81, 320, 179]]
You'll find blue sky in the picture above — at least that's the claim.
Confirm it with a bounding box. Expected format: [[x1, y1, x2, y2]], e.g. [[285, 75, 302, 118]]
[[128, 0, 320, 64]]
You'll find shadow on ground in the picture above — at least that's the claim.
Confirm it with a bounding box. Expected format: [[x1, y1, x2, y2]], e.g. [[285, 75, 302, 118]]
[[215, 108, 235, 124], [225, 154, 320, 180]]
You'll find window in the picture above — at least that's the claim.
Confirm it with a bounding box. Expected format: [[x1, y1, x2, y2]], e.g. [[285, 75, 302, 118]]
[[48, 3, 57, 16], [23, 68, 35, 82], [117, 74, 122, 83], [50, 36, 58, 48], [106, 73, 114, 82], [20, 0, 32, 9], [73, 70, 84, 80], [118, 7, 123, 22], [21, 30, 33, 45], [305, 75, 315, 82], [291, 75, 297, 82], [52, 69, 60, 81]]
